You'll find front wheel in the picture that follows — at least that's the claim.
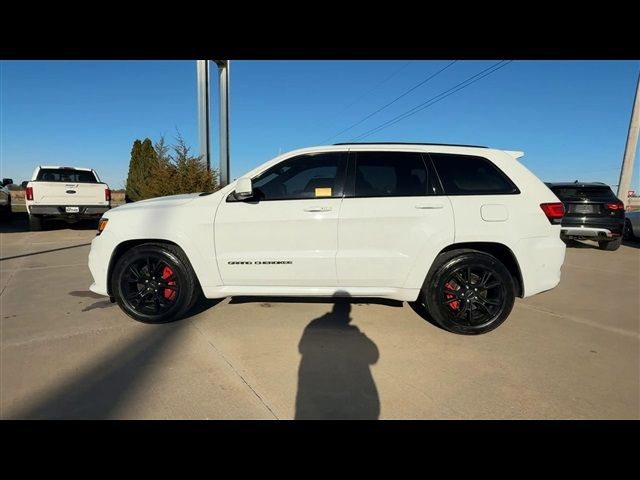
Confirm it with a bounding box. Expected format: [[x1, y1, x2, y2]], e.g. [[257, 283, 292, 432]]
[[111, 243, 198, 323], [598, 237, 622, 251], [420, 250, 515, 335]]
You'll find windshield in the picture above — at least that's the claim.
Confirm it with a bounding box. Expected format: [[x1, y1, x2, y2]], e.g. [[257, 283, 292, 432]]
[[36, 169, 98, 183]]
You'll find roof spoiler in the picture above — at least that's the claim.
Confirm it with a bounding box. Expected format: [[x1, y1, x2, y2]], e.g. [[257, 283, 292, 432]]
[[504, 150, 525, 159]]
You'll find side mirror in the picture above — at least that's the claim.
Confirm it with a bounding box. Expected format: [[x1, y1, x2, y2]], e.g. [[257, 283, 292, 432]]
[[2, 178, 13, 187], [21, 181, 29, 189], [234, 177, 253, 199]]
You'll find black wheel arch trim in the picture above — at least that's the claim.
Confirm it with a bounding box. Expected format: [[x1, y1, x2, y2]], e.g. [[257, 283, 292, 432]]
[[106, 239, 198, 297], [437, 242, 524, 298]]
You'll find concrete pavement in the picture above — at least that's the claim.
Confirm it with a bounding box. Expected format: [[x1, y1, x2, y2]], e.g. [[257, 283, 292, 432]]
[[1, 215, 638, 419]]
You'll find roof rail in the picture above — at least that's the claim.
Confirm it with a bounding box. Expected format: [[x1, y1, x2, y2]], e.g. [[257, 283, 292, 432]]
[[333, 142, 489, 148]]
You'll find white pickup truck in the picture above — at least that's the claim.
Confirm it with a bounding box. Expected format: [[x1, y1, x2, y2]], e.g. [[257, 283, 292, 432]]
[[24, 166, 111, 231]]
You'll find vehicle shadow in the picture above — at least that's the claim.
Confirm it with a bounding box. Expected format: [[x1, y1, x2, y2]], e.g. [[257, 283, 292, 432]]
[[622, 239, 640, 249], [293, 292, 381, 420], [68, 290, 223, 317], [407, 300, 447, 332], [229, 296, 403, 308], [0, 212, 98, 233]]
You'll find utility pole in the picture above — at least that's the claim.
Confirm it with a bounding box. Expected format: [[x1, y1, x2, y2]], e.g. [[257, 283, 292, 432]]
[[215, 60, 230, 187], [196, 60, 231, 186], [196, 60, 211, 172], [617, 73, 640, 207]]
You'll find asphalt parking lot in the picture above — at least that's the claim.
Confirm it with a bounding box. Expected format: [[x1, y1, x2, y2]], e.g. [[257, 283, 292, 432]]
[[1, 213, 638, 419]]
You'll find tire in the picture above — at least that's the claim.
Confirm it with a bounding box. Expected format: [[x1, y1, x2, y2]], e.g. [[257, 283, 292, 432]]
[[111, 243, 198, 324], [0, 200, 10, 221], [29, 214, 43, 231], [623, 219, 635, 241], [418, 249, 515, 335], [598, 237, 622, 251]]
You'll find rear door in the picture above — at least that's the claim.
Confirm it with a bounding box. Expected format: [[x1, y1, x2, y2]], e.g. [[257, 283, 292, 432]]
[[336, 150, 454, 287]]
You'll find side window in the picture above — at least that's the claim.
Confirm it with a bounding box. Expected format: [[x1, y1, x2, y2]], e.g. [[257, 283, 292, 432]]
[[354, 152, 430, 197], [429, 153, 519, 195], [251, 152, 347, 201]]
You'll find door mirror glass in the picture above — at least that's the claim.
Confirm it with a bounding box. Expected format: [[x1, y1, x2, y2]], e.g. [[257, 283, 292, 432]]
[[235, 177, 253, 199], [21, 181, 29, 189], [2, 178, 13, 187]]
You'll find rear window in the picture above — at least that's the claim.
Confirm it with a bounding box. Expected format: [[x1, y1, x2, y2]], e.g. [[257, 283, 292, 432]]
[[36, 169, 98, 183], [550, 186, 616, 200], [430, 153, 519, 195]]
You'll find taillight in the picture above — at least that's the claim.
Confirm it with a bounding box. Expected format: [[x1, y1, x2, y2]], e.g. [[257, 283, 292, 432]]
[[606, 202, 624, 211], [105, 188, 111, 201], [26, 186, 34, 201], [540, 202, 565, 223]]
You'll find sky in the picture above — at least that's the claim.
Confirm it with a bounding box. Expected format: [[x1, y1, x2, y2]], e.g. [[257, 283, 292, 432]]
[[1, 60, 639, 193]]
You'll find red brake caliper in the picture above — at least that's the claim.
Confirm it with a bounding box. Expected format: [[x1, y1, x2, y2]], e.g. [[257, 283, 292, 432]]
[[444, 281, 460, 311], [161, 266, 176, 301]]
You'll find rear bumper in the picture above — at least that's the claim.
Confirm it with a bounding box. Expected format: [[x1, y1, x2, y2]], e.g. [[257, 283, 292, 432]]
[[513, 235, 566, 298], [560, 227, 619, 239], [560, 217, 624, 236], [29, 205, 110, 217]]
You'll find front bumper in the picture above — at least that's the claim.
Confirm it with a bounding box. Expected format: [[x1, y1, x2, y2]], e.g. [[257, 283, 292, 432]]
[[88, 229, 119, 297]]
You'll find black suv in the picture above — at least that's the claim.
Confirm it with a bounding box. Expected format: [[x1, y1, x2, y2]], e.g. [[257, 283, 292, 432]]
[[546, 182, 625, 251]]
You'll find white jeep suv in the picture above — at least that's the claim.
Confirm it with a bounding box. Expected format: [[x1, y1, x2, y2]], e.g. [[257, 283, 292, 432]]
[[88, 143, 566, 335]]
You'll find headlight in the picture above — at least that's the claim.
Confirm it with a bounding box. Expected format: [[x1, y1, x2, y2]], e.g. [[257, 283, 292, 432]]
[[97, 218, 109, 235]]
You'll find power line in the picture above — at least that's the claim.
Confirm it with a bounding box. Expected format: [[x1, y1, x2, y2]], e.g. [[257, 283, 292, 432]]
[[320, 60, 458, 144], [339, 61, 413, 112], [349, 60, 513, 142]]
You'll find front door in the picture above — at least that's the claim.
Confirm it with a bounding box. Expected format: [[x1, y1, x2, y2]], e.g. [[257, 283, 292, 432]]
[[215, 151, 348, 286]]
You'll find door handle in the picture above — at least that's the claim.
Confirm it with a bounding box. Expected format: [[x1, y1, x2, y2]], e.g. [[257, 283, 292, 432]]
[[304, 206, 332, 212], [415, 204, 443, 209]]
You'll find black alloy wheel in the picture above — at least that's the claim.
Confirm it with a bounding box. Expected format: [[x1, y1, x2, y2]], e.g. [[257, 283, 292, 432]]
[[111, 243, 198, 323], [421, 250, 515, 335]]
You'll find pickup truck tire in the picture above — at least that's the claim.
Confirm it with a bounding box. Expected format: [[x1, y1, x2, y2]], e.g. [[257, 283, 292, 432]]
[[111, 243, 197, 324], [598, 237, 622, 251], [419, 250, 515, 335], [0, 199, 10, 221], [28, 214, 43, 231]]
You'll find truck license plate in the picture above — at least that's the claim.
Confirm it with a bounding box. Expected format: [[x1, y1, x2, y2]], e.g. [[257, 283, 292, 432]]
[[65, 206, 80, 213]]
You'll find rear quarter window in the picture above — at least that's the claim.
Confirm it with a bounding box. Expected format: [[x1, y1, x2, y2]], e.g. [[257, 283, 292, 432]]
[[429, 153, 519, 195]]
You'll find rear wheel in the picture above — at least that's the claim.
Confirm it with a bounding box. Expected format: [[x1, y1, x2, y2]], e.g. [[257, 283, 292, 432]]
[[28, 214, 43, 231], [111, 243, 197, 323], [598, 237, 622, 251], [419, 250, 515, 335]]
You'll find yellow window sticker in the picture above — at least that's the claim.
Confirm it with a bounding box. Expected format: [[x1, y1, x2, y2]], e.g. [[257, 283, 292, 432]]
[[315, 187, 332, 197]]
